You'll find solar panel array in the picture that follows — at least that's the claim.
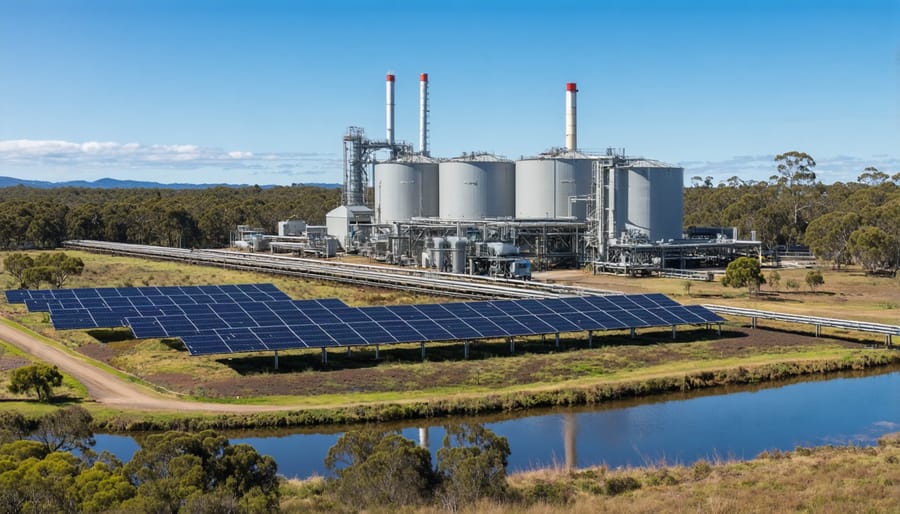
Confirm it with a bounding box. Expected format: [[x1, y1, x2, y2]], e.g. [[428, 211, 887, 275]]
[[5, 284, 293, 330], [5, 284, 723, 357]]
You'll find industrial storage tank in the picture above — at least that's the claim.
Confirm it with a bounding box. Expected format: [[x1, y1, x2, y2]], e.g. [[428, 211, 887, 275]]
[[613, 159, 684, 242], [373, 154, 439, 223], [515, 150, 594, 219], [439, 153, 515, 220]]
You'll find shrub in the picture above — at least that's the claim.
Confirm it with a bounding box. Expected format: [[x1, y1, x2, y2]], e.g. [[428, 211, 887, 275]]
[[436, 424, 511, 511], [7, 363, 63, 402], [325, 430, 434, 509], [604, 475, 641, 496]]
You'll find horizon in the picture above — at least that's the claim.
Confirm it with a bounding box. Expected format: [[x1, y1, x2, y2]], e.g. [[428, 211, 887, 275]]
[[1, 0, 898, 187]]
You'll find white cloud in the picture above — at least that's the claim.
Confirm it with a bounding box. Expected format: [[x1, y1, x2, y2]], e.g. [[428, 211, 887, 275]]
[[0, 139, 343, 184]]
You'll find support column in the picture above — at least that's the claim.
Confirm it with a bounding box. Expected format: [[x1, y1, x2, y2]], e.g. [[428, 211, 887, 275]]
[[375, 345, 380, 360], [717, 323, 722, 336], [672, 325, 677, 340], [321, 347, 327, 365], [630, 327, 636, 339], [751, 317, 757, 329], [588, 330, 593, 348], [555, 333, 560, 349], [347, 346, 352, 357], [274, 350, 279, 371], [421, 341, 426, 361], [815, 324, 821, 337], [464, 341, 470, 360], [509, 337, 515, 354]]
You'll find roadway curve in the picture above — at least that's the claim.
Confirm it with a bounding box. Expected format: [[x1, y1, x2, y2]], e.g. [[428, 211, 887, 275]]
[[0, 321, 286, 413]]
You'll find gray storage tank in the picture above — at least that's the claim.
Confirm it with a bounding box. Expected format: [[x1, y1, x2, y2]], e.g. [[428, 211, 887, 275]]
[[373, 154, 439, 223], [439, 153, 515, 220], [613, 159, 684, 242], [515, 150, 594, 219]]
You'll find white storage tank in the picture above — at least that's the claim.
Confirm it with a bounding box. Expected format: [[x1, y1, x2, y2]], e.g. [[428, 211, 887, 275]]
[[613, 160, 684, 242], [439, 153, 515, 220], [515, 151, 594, 219], [373, 154, 439, 223]]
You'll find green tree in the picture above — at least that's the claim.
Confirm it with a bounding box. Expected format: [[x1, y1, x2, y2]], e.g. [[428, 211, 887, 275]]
[[33, 406, 95, 453], [34, 252, 85, 288], [767, 270, 781, 291], [805, 270, 825, 292], [772, 151, 820, 246], [7, 363, 64, 402], [74, 461, 136, 513], [325, 430, 434, 509], [721, 257, 766, 295], [3, 253, 34, 284], [804, 212, 861, 269], [848, 226, 898, 273], [785, 278, 800, 292], [436, 424, 511, 511], [20, 266, 53, 289], [122, 430, 278, 513]]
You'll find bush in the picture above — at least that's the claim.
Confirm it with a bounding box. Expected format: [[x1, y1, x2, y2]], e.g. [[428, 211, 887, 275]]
[[806, 270, 825, 292], [7, 363, 63, 402], [436, 424, 511, 511], [604, 475, 641, 496], [325, 430, 434, 509]]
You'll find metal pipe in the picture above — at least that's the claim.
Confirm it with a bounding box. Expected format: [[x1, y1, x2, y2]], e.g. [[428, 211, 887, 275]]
[[386, 74, 395, 145], [419, 73, 429, 156], [565, 82, 577, 151]]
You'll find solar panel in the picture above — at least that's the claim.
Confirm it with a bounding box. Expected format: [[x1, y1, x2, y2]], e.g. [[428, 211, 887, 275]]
[[6, 283, 291, 311], [11, 281, 724, 356]]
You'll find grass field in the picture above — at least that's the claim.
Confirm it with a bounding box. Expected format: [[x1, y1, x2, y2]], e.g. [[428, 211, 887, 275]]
[[0, 250, 897, 425]]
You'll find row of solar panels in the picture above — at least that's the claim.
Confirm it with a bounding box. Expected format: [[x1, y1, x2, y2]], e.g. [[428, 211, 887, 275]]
[[7, 283, 291, 312], [5, 284, 724, 356]]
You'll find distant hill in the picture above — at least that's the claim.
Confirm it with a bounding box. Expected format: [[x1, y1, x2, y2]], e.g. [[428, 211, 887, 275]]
[[0, 176, 341, 190]]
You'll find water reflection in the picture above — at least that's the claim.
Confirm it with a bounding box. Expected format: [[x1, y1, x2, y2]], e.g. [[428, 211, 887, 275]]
[[96, 365, 900, 479]]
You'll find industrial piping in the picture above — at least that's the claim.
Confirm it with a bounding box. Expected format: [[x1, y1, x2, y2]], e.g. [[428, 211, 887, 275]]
[[566, 82, 577, 151]]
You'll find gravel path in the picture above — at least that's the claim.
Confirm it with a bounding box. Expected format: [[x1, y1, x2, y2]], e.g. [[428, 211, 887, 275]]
[[0, 321, 286, 413]]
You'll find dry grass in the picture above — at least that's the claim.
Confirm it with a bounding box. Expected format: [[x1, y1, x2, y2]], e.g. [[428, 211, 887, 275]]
[[537, 266, 900, 325], [281, 434, 900, 513]]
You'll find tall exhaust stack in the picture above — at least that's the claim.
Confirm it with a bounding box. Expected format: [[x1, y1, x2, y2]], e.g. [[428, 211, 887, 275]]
[[419, 73, 429, 156], [565, 82, 577, 152], [386, 74, 395, 145]]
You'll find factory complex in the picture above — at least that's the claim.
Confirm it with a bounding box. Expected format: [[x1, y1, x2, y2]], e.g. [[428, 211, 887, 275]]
[[241, 74, 761, 280]]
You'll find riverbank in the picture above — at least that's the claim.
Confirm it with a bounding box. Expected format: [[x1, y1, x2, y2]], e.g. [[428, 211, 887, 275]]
[[88, 347, 899, 432], [280, 432, 900, 513]]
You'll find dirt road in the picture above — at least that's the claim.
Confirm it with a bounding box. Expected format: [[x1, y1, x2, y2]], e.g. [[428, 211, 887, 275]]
[[0, 321, 286, 413]]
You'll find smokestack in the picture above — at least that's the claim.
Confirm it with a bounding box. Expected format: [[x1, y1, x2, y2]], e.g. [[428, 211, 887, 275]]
[[386, 74, 395, 145], [566, 82, 577, 152], [419, 73, 429, 156]]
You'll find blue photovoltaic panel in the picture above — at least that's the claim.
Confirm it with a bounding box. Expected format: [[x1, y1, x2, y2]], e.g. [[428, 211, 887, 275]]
[[14, 282, 724, 356], [6, 283, 291, 310]]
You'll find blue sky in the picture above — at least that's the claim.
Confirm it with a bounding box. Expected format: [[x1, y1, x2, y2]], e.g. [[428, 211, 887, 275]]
[[1, 0, 898, 186]]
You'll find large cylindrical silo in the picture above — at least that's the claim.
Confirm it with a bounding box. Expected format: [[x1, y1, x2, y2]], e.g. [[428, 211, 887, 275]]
[[439, 154, 515, 219], [515, 151, 594, 219], [374, 155, 439, 223], [614, 160, 684, 242]]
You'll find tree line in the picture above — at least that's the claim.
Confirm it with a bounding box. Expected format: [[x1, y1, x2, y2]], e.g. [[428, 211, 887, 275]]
[[0, 153, 897, 270], [685, 152, 899, 272], [0, 406, 512, 513], [0, 184, 340, 250]]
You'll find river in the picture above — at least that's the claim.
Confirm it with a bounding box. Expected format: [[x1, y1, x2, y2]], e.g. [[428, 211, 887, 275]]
[[95, 367, 900, 479]]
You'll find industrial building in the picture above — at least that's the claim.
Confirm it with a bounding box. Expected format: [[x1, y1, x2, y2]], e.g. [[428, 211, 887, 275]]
[[302, 75, 759, 279]]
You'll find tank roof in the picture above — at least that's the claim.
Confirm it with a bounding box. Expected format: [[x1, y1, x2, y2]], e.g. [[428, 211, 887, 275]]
[[448, 152, 510, 163], [387, 154, 438, 164], [520, 149, 595, 161], [624, 158, 680, 168]]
